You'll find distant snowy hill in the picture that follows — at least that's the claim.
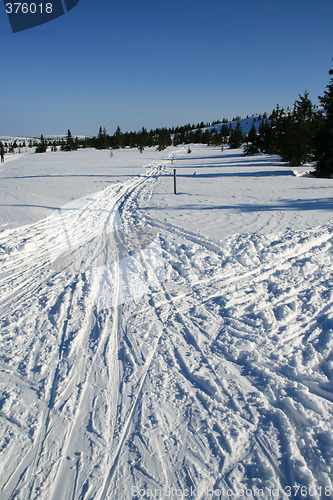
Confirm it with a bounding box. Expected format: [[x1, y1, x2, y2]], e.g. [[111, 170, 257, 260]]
[[0, 135, 90, 144], [0, 136, 35, 143], [44, 134, 91, 141], [196, 114, 265, 135]]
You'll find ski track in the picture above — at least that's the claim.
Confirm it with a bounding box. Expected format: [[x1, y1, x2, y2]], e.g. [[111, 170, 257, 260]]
[[0, 153, 333, 499]]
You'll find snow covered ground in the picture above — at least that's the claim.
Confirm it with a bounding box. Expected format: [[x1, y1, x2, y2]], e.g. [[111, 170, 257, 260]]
[[0, 146, 333, 499], [0, 148, 171, 230], [146, 146, 333, 239]]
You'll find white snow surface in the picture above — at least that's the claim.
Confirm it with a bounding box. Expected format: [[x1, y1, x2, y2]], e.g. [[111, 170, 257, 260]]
[[0, 145, 333, 499]]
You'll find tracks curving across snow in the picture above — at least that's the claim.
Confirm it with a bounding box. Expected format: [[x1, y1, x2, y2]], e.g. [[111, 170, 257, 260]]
[[0, 152, 333, 499]]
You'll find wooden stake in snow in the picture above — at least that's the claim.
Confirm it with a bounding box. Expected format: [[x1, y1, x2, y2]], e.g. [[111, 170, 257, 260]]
[[174, 169, 177, 195]]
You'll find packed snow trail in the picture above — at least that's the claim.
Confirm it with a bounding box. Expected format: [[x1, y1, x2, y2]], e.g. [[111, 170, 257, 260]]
[[0, 153, 333, 499]]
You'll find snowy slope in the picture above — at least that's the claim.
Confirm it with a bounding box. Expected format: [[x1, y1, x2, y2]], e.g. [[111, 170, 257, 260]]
[[202, 106, 325, 136], [0, 147, 333, 499], [198, 115, 265, 135]]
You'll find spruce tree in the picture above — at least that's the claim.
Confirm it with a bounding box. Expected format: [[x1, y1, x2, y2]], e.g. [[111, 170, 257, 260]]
[[248, 123, 258, 144], [228, 122, 244, 149], [257, 112, 280, 154], [277, 92, 314, 166], [194, 129, 203, 143], [315, 68, 333, 177], [60, 129, 78, 151], [244, 123, 259, 155], [220, 123, 230, 138], [96, 126, 108, 149], [114, 126, 123, 148], [156, 129, 172, 151], [35, 135, 47, 153]]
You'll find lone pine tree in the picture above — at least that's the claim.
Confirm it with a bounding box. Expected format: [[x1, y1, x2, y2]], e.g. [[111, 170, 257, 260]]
[[244, 124, 260, 155]]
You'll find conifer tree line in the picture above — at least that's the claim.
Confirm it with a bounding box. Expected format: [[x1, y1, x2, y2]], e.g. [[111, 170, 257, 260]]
[[244, 65, 333, 177], [0, 138, 28, 153], [32, 120, 234, 154], [25, 64, 333, 178], [85, 122, 232, 151]]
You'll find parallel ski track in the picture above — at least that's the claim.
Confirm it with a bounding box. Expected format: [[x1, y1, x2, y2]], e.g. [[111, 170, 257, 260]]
[[1, 166, 162, 499]]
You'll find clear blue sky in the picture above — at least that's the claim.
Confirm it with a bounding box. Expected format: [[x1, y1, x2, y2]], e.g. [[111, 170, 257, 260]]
[[1, 0, 332, 137]]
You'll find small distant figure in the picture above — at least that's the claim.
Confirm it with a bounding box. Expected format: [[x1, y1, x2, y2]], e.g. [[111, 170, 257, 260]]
[[193, 172, 196, 176], [0, 148, 4, 163]]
